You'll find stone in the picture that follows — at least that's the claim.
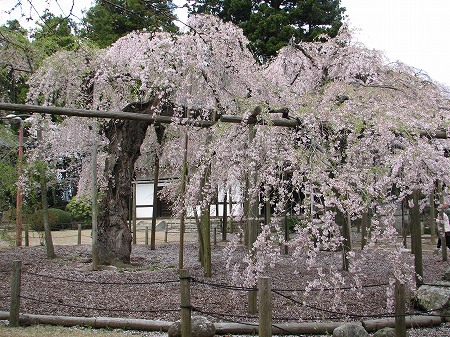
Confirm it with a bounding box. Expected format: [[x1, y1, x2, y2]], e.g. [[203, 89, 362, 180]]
[[444, 267, 450, 281], [373, 327, 397, 337], [333, 323, 369, 337], [414, 281, 450, 321], [168, 316, 215, 337]]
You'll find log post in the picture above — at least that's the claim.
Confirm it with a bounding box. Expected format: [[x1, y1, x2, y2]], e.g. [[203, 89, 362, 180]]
[[180, 269, 192, 337], [145, 226, 149, 245], [258, 277, 272, 337], [395, 279, 406, 337], [9, 260, 22, 327]]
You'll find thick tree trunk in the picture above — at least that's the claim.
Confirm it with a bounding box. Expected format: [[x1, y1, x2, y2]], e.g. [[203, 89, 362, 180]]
[[97, 102, 155, 265]]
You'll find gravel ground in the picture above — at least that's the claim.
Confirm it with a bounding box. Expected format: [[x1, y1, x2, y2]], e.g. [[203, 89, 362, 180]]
[[0, 233, 449, 336]]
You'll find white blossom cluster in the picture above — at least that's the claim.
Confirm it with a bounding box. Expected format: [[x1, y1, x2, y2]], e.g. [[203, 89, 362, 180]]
[[23, 15, 450, 306]]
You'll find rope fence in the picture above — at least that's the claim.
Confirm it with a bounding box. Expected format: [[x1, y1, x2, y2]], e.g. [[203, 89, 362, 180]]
[[1, 261, 447, 337]]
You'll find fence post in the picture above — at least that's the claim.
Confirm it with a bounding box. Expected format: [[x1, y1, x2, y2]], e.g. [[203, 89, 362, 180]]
[[77, 224, 82, 245], [214, 227, 217, 246], [248, 288, 257, 314], [258, 277, 272, 337], [145, 226, 149, 245], [9, 260, 22, 327], [180, 269, 192, 337], [395, 279, 406, 337]]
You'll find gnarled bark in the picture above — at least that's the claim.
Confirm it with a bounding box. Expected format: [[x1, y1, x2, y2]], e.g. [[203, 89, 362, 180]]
[[97, 101, 156, 265]]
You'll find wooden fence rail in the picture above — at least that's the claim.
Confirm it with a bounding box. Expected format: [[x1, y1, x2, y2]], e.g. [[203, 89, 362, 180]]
[[7, 261, 440, 337]]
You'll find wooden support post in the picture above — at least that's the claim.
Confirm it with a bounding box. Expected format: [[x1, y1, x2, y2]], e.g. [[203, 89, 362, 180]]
[[180, 269, 192, 337], [430, 190, 436, 245], [342, 212, 352, 271], [402, 200, 407, 249], [395, 279, 407, 337], [411, 190, 423, 287], [77, 224, 82, 245], [9, 260, 22, 327], [145, 226, 149, 245], [165, 223, 168, 243], [228, 189, 233, 233], [150, 125, 164, 251], [201, 204, 212, 277], [222, 192, 227, 241], [214, 227, 217, 246], [179, 129, 188, 270], [24, 224, 29, 247], [132, 220, 137, 245], [132, 182, 137, 245], [437, 181, 448, 261], [258, 277, 272, 337], [361, 211, 368, 249], [91, 120, 99, 271], [284, 212, 289, 255]]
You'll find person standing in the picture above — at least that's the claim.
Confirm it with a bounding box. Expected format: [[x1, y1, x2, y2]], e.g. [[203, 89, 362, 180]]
[[437, 204, 450, 251]]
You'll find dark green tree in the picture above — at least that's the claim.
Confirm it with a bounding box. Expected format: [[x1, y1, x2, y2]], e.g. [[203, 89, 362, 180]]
[[188, 0, 345, 59], [0, 125, 19, 212], [31, 11, 79, 57], [81, 0, 179, 48], [0, 20, 34, 103]]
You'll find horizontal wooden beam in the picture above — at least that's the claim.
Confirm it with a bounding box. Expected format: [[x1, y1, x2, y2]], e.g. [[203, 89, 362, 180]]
[[0, 103, 447, 138]]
